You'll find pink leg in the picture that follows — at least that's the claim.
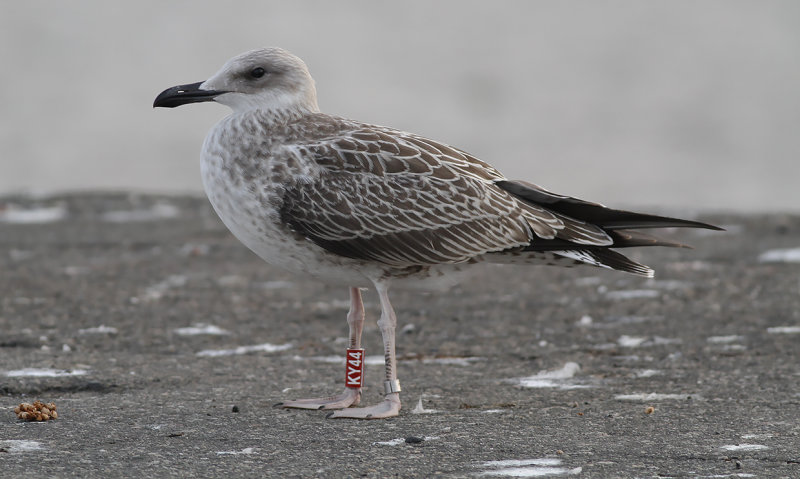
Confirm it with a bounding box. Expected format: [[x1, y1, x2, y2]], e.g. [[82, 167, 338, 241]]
[[328, 281, 401, 419], [276, 287, 364, 410]]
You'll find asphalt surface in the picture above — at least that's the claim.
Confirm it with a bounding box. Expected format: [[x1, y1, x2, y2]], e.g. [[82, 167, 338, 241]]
[[1, 193, 798, 478]]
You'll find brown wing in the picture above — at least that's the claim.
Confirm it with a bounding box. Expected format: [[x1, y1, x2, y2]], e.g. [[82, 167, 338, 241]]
[[278, 124, 613, 266], [278, 128, 532, 266]]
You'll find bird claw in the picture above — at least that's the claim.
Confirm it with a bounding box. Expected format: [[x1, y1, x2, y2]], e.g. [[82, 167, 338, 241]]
[[326, 393, 400, 419], [277, 387, 361, 410]]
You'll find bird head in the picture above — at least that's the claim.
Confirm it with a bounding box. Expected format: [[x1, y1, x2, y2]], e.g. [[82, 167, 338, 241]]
[[153, 47, 319, 115]]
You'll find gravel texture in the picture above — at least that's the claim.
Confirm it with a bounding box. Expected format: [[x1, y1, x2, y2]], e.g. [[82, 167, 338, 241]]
[[1, 193, 798, 478]]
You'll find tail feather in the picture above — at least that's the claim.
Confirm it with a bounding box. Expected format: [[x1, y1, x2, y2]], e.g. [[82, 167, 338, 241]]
[[553, 249, 654, 278], [521, 229, 690, 252], [608, 229, 692, 249], [491, 179, 722, 277]]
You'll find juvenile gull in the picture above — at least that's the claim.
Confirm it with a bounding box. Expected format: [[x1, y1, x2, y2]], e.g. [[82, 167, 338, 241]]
[[154, 47, 721, 419]]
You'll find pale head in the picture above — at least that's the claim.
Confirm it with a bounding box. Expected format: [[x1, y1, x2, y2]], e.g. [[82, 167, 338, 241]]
[[154, 47, 319, 115]]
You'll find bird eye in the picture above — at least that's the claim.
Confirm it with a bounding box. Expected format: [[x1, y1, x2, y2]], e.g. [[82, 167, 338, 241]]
[[250, 67, 266, 79]]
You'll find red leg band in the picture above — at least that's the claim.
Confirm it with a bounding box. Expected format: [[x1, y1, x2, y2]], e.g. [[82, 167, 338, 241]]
[[345, 348, 364, 389]]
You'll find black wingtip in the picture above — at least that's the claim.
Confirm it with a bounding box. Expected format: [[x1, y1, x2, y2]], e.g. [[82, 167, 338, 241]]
[[669, 219, 725, 231], [496, 180, 725, 232]]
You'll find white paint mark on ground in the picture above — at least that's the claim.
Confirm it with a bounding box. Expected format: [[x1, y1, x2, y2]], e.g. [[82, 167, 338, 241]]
[[5, 368, 88, 377], [741, 434, 773, 439], [216, 447, 257, 455], [477, 458, 581, 477], [767, 326, 800, 334], [197, 343, 292, 357], [481, 409, 508, 414], [667, 351, 683, 361], [635, 369, 661, 378], [101, 203, 179, 223], [411, 397, 440, 414], [720, 344, 747, 351], [0, 440, 44, 453], [175, 323, 230, 336], [372, 438, 406, 446], [138, 275, 187, 302], [481, 459, 563, 468], [615, 393, 697, 401], [707, 335, 745, 343], [605, 289, 660, 300], [651, 336, 682, 346], [372, 436, 438, 446], [618, 335, 647, 347], [618, 335, 682, 348], [516, 362, 589, 389], [64, 265, 87, 276], [758, 247, 800, 263], [720, 444, 769, 451], [400, 323, 416, 334], [78, 325, 118, 335], [0, 205, 66, 224]]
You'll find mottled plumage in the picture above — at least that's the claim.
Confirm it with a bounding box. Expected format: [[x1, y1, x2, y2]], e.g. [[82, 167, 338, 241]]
[[155, 47, 721, 419]]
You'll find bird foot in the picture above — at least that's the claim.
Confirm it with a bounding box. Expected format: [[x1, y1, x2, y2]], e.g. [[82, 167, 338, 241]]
[[274, 387, 361, 410], [325, 393, 400, 419]]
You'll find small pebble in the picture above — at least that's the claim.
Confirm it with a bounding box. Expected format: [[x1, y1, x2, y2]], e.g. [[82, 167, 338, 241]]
[[231, 405, 240, 413], [405, 436, 424, 444]]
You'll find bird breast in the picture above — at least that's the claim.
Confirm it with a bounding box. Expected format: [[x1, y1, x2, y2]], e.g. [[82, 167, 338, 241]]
[[199, 112, 323, 275]]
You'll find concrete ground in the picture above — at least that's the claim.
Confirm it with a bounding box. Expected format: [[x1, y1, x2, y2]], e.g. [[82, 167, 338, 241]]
[[1, 193, 798, 478]]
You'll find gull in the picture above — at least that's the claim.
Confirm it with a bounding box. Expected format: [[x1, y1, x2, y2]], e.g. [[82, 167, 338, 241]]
[[154, 47, 721, 419]]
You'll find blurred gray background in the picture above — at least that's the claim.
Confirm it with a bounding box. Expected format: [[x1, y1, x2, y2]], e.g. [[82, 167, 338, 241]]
[[1, 0, 798, 212]]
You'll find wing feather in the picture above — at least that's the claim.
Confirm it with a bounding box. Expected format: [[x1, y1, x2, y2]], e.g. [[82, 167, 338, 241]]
[[278, 129, 545, 266], [277, 121, 700, 270]]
